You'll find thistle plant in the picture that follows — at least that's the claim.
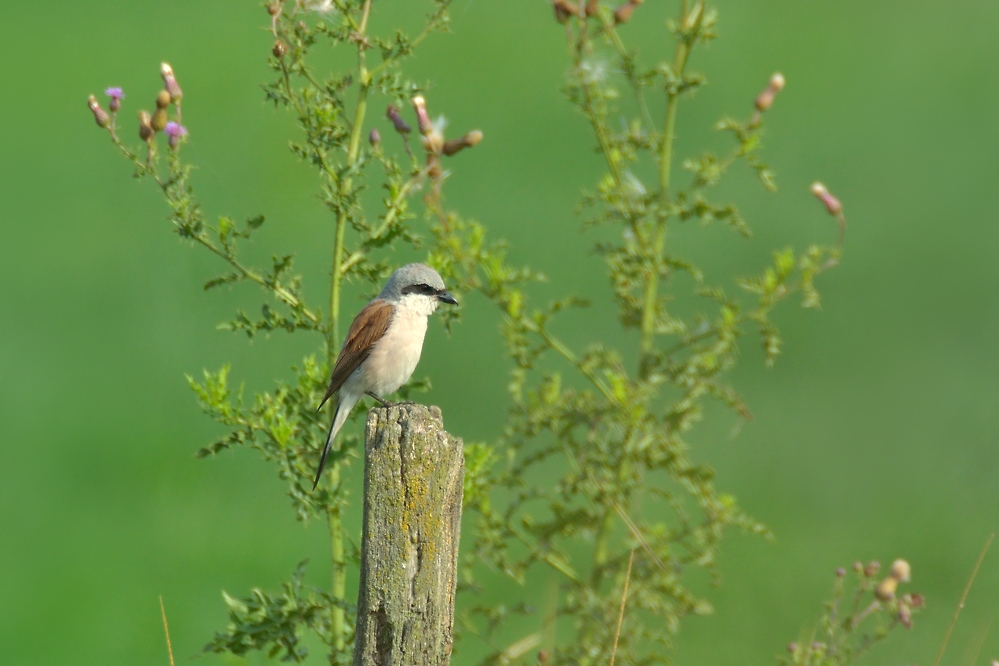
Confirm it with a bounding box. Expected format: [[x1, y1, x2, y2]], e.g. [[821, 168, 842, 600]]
[[83, 0, 922, 665], [782, 560, 924, 666], [88, 0, 477, 662], [436, 2, 846, 663]]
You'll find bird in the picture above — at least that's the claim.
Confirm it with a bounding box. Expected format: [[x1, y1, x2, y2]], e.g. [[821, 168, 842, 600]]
[[312, 263, 458, 489]]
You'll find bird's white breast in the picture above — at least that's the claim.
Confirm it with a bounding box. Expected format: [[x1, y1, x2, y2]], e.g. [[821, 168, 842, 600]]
[[364, 304, 429, 396]]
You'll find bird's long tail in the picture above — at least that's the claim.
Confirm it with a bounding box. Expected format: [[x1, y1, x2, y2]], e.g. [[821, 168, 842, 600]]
[[312, 394, 356, 489]]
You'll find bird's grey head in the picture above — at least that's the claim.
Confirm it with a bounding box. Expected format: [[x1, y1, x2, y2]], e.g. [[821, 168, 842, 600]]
[[379, 263, 458, 315]]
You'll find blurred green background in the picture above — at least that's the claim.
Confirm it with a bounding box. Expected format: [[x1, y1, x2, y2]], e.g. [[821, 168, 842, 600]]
[[2, 0, 998, 663]]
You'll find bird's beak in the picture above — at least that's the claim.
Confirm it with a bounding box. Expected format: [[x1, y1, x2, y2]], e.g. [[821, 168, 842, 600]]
[[438, 290, 458, 305]]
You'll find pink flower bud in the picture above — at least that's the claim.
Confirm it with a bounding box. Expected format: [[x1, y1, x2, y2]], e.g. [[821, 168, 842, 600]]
[[105, 87, 124, 113], [160, 62, 183, 102], [411, 96, 433, 135], [386, 105, 411, 135], [811, 182, 843, 216], [755, 73, 785, 112], [164, 121, 188, 149]]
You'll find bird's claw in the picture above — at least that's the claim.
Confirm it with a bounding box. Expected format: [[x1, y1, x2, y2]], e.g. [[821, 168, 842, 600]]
[[365, 392, 418, 408]]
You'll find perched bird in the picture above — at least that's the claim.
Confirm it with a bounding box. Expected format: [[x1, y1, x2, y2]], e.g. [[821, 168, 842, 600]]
[[313, 263, 458, 488]]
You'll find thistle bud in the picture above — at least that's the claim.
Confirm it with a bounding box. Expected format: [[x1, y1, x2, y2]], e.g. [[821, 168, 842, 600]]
[[584, 0, 599, 16], [875, 576, 898, 601], [156, 90, 172, 110], [442, 130, 483, 156], [151, 107, 168, 132], [138, 110, 155, 142], [537, 650, 550, 665], [755, 72, 786, 112], [386, 105, 411, 135], [614, 2, 635, 24], [787, 643, 798, 654], [835, 567, 846, 578], [164, 121, 188, 149], [105, 87, 125, 113], [369, 128, 381, 147], [552, 0, 578, 24], [87, 95, 111, 128], [266, 1, 282, 16], [160, 62, 183, 102], [898, 604, 912, 629], [811, 182, 843, 216], [273, 40, 287, 58], [853, 561, 863, 573], [411, 95, 433, 135], [889, 559, 911, 583], [864, 560, 881, 578]]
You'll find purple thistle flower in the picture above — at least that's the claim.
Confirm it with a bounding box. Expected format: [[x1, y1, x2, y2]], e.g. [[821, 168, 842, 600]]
[[105, 87, 124, 112], [164, 121, 188, 148]]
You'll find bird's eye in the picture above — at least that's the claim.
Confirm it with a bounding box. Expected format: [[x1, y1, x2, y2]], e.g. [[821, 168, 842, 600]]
[[402, 283, 439, 297]]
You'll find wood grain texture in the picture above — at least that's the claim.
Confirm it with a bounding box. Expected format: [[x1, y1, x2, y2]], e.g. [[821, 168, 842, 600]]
[[352, 404, 464, 666]]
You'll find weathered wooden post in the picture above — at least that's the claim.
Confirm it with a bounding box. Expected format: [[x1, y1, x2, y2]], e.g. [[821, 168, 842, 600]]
[[352, 404, 464, 666]]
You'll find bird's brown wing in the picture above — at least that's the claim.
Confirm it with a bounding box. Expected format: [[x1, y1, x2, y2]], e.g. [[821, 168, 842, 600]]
[[317, 299, 394, 411]]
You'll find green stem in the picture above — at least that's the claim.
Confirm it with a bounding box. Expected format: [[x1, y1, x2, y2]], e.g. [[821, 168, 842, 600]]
[[535, 327, 619, 405], [639, 5, 694, 375], [328, 476, 346, 655], [327, 2, 373, 655], [590, 458, 633, 587]]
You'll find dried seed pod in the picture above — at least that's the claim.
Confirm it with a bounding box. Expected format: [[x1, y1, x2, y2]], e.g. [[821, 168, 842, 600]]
[[875, 576, 898, 601], [138, 110, 155, 141], [552, 0, 578, 23], [614, 2, 635, 24], [151, 107, 168, 132], [87, 95, 111, 128], [369, 128, 381, 147], [442, 130, 483, 156], [889, 559, 911, 583], [273, 40, 287, 58]]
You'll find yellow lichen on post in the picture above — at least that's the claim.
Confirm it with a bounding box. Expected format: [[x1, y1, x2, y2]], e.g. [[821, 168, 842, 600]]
[[353, 404, 464, 666]]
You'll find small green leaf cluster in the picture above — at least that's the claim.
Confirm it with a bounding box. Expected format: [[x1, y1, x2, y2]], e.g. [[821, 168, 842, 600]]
[[204, 561, 346, 663]]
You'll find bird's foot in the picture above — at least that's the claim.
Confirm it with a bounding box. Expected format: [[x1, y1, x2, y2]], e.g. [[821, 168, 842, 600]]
[[365, 392, 418, 408]]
